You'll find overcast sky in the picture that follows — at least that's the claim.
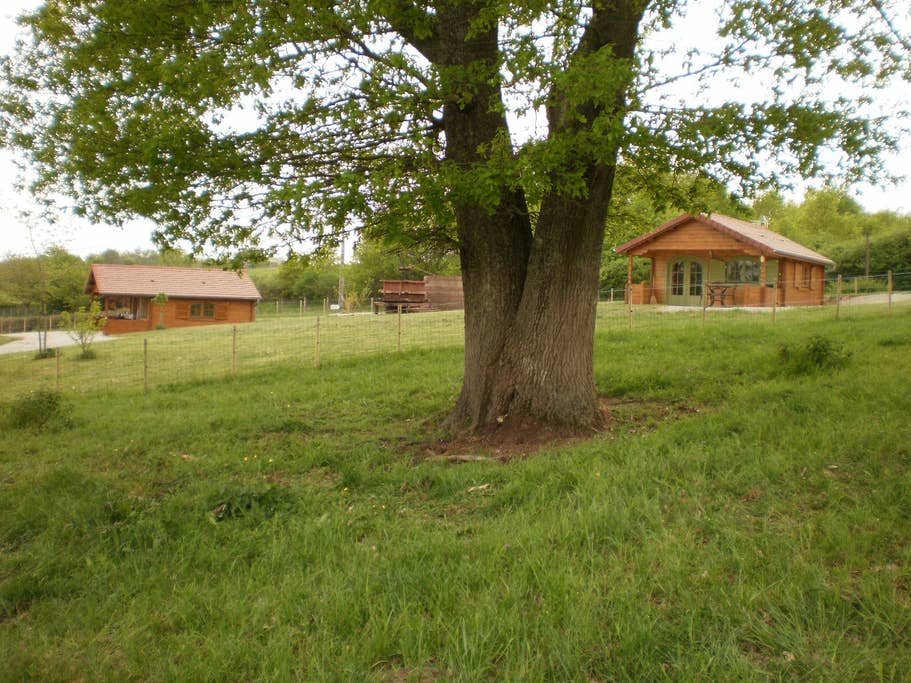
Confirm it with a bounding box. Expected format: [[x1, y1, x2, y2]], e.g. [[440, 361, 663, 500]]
[[1, 0, 909, 259]]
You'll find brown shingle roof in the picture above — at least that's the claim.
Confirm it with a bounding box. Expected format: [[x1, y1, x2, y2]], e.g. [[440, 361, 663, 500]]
[[85, 264, 262, 300], [615, 212, 835, 267]]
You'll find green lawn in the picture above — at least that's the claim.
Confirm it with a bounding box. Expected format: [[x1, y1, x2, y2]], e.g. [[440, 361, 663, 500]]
[[0, 335, 15, 346], [1, 306, 909, 680]]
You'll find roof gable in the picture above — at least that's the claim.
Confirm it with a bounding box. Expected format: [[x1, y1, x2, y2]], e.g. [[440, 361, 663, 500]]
[[85, 264, 262, 300], [615, 212, 834, 267]]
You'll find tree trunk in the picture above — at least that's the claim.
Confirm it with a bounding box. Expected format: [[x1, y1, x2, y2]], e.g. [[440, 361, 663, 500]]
[[433, 1, 643, 435], [448, 166, 616, 432]]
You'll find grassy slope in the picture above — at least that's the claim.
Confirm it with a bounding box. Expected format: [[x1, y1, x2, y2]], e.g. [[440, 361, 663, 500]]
[[1, 310, 909, 680]]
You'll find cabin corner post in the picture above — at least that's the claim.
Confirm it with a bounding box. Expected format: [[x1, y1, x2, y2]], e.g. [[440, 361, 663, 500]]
[[649, 257, 656, 302], [626, 255, 634, 305], [759, 255, 767, 307]]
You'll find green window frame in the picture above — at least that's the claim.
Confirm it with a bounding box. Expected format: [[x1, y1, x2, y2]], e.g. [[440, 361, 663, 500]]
[[724, 258, 761, 283], [189, 302, 216, 319]]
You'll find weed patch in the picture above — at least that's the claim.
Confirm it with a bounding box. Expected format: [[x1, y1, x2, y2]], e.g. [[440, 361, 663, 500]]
[[4, 390, 72, 430], [778, 335, 851, 374], [207, 484, 297, 522]]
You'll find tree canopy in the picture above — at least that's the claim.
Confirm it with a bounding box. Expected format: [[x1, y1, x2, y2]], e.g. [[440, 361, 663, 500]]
[[2, 0, 908, 431], [2, 0, 906, 254]]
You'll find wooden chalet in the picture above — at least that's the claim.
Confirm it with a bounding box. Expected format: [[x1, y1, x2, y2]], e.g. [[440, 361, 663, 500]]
[[615, 213, 835, 307], [84, 264, 262, 334], [373, 275, 464, 313]]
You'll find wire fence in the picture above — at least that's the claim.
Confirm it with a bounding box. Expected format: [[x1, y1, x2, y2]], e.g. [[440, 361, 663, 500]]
[[1, 271, 908, 402]]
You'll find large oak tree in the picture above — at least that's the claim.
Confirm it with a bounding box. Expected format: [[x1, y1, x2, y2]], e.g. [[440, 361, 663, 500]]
[[2, 0, 907, 432]]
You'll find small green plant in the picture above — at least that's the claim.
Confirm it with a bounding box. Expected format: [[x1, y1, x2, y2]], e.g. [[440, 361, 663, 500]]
[[33, 347, 57, 360], [5, 390, 72, 430], [60, 300, 106, 359], [208, 485, 296, 522], [153, 292, 168, 329], [778, 335, 851, 374]]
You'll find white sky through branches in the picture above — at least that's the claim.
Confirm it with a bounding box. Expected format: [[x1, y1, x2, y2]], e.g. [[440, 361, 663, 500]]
[[0, 0, 908, 258]]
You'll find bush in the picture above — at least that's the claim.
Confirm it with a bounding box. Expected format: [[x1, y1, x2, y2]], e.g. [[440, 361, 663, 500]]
[[778, 335, 851, 374], [5, 390, 73, 430]]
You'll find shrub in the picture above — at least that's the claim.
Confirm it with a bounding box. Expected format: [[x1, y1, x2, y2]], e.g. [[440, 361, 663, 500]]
[[778, 335, 851, 374], [5, 390, 73, 430], [59, 300, 105, 358]]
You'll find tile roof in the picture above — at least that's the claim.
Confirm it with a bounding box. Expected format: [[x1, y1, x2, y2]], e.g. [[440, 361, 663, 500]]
[[85, 264, 262, 300], [615, 212, 835, 267]]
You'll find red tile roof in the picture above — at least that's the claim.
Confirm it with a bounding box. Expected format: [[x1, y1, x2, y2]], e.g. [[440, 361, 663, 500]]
[[85, 264, 262, 300], [615, 212, 835, 267]]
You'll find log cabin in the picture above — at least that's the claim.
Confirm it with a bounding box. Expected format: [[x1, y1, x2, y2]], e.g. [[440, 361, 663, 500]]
[[84, 264, 262, 334], [615, 213, 835, 307]]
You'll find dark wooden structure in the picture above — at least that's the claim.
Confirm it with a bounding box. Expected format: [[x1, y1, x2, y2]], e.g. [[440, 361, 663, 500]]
[[373, 275, 464, 313], [84, 264, 262, 334], [615, 213, 835, 307]]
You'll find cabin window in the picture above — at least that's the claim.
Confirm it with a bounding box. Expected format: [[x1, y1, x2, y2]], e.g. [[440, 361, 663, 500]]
[[671, 261, 685, 295], [104, 296, 148, 320], [688, 262, 703, 297], [724, 258, 761, 283], [189, 302, 216, 319], [801, 264, 812, 288]]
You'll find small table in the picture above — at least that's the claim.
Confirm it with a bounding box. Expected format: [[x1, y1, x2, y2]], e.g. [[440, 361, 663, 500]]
[[707, 283, 734, 307]]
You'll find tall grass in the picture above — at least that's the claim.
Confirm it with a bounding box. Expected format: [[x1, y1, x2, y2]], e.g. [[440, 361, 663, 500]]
[[0, 307, 909, 679]]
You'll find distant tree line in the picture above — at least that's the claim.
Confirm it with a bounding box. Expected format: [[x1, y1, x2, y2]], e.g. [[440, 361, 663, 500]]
[[3, 188, 908, 314], [0, 247, 192, 312]]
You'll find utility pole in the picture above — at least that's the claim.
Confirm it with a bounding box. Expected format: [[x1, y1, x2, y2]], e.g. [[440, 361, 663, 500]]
[[338, 234, 346, 311]]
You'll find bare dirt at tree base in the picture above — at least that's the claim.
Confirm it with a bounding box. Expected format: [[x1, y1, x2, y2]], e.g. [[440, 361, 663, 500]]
[[416, 397, 700, 462]]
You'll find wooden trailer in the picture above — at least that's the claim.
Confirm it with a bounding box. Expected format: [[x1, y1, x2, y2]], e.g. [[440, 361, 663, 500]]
[[373, 275, 464, 313]]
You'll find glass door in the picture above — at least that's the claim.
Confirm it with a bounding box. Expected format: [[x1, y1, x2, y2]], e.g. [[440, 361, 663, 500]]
[[667, 258, 705, 306]]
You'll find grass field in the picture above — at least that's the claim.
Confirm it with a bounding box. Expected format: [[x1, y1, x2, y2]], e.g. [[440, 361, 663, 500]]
[[1, 305, 910, 680]]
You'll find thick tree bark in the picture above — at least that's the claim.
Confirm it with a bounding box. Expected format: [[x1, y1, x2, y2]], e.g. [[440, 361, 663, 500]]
[[432, 1, 646, 434]]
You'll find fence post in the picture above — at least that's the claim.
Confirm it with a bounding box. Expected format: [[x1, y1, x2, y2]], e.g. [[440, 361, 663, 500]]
[[275, 300, 279, 315], [55, 347, 61, 392], [232, 325, 237, 375], [610, 287, 614, 303], [315, 315, 321, 368], [625, 284, 633, 330], [835, 274, 842, 320], [324, 297, 329, 313], [397, 304, 403, 352], [701, 286, 707, 331], [771, 284, 777, 324], [854, 277, 858, 296], [143, 339, 149, 393], [299, 299, 303, 318], [23, 317, 27, 333], [888, 271, 893, 313]]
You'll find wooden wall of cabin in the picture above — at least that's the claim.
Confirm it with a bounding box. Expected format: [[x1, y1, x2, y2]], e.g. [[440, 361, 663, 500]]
[[103, 298, 256, 334], [778, 261, 827, 306], [642, 254, 790, 307]]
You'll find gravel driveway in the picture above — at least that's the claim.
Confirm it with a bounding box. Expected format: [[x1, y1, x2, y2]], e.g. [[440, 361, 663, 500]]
[[0, 331, 119, 356]]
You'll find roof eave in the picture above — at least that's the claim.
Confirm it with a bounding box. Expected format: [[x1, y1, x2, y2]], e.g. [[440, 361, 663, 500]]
[[614, 213, 697, 254], [769, 249, 835, 267]]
